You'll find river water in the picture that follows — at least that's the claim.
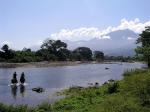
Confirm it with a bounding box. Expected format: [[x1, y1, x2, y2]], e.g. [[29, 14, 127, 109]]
[[0, 62, 146, 105]]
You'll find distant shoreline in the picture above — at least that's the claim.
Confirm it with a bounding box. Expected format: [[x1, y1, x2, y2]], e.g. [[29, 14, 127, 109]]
[[0, 61, 99, 68], [0, 61, 126, 68]]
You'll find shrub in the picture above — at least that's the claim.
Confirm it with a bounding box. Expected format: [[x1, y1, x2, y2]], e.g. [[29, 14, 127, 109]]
[[107, 82, 119, 94]]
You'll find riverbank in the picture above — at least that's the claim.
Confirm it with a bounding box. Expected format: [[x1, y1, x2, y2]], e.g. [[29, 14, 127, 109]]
[[0, 69, 150, 112], [52, 69, 150, 112], [0, 61, 119, 68], [0, 61, 83, 68]]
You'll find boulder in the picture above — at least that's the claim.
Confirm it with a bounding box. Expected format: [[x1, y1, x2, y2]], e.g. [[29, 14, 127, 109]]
[[32, 87, 45, 93]]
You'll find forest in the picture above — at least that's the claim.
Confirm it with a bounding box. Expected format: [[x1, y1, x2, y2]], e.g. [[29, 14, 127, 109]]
[[0, 39, 135, 63], [0, 39, 104, 62]]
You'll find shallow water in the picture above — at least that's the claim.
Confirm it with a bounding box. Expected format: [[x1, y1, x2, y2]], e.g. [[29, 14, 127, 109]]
[[0, 62, 146, 106]]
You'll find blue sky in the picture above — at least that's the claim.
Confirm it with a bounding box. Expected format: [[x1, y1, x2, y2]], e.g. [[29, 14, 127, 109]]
[[0, 0, 150, 49]]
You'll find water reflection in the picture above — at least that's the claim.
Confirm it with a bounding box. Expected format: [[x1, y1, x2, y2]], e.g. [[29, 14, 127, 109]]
[[11, 85, 18, 99], [20, 85, 25, 97], [10, 85, 25, 99]]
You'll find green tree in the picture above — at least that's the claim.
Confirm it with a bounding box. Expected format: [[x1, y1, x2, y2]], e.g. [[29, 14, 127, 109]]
[[36, 49, 57, 61], [22, 47, 31, 52], [135, 26, 150, 67], [1, 44, 9, 52], [41, 39, 67, 54], [93, 51, 104, 61], [73, 47, 92, 61], [56, 49, 71, 61], [41, 39, 68, 60], [1, 44, 15, 60]]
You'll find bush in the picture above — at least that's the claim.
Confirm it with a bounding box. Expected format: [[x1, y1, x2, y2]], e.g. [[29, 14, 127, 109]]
[[107, 82, 119, 94]]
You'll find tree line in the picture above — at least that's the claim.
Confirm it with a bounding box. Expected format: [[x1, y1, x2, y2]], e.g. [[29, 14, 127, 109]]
[[0, 39, 104, 63]]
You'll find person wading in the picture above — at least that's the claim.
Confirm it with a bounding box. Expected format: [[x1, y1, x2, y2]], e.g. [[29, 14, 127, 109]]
[[11, 72, 18, 84], [20, 72, 25, 84]]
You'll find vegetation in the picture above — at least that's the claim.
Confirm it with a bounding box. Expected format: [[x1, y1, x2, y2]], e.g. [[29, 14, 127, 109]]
[[135, 26, 150, 67], [52, 69, 150, 112], [93, 51, 104, 61], [0, 102, 52, 112], [72, 47, 93, 61], [0, 39, 135, 63], [104, 55, 135, 62], [0, 39, 104, 63], [1, 69, 150, 112]]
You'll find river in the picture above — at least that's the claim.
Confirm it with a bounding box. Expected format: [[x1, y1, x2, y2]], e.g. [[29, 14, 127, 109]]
[[0, 62, 146, 106]]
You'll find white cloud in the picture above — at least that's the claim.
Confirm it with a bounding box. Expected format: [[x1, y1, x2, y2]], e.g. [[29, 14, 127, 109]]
[[49, 18, 150, 41], [50, 27, 105, 41], [115, 18, 150, 33], [127, 37, 136, 40]]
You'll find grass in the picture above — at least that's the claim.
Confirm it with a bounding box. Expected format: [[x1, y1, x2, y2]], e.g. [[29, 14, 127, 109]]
[[0, 102, 52, 112], [1, 69, 150, 112]]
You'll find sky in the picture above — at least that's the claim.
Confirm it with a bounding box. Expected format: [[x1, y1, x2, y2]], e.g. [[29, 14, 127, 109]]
[[0, 0, 150, 49]]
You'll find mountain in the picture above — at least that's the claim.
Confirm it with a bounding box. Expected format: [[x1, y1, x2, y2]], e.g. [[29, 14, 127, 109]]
[[66, 29, 138, 56]]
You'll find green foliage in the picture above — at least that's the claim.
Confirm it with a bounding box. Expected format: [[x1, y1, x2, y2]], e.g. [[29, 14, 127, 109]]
[[93, 51, 104, 61], [105, 55, 134, 62], [0, 103, 29, 112], [41, 39, 67, 54], [0, 40, 103, 62], [1, 44, 9, 52], [0, 44, 15, 60], [53, 69, 150, 112], [107, 82, 119, 94], [73, 47, 93, 61], [135, 26, 150, 67]]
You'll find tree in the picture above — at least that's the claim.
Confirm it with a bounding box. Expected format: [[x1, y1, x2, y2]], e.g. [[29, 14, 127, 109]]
[[93, 51, 104, 61], [22, 48, 31, 52], [135, 26, 150, 67], [41, 39, 68, 60], [36, 49, 57, 61], [1, 44, 9, 52], [41, 39, 67, 54], [56, 49, 71, 61], [1, 44, 15, 60], [73, 47, 92, 61]]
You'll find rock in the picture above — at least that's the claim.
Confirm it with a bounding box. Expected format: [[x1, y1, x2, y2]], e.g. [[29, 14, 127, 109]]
[[32, 87, 45, 93], [108, 79, 115, 82], [95, 82, 99, 86], [105, 67, 109, 70], [88, 83, 93, 86]]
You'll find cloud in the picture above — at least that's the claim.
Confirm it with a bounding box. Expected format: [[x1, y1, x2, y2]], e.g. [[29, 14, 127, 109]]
[[127, 37, 136, 40], [49, 18, 150, 41], [114, 18, 150, 33], [50, 27, 107, 41]]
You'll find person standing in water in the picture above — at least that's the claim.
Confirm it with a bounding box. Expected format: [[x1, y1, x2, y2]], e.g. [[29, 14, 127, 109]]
[[11, 72, 18, 84], [20, 72, 25, 84]]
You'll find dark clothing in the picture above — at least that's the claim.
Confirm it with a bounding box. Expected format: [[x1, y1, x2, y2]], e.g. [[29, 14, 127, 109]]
[[20, 73, 25, 84], [11, 72, 18, 84], [20, 77, 25, 83], [11, 79, 18, 84]]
